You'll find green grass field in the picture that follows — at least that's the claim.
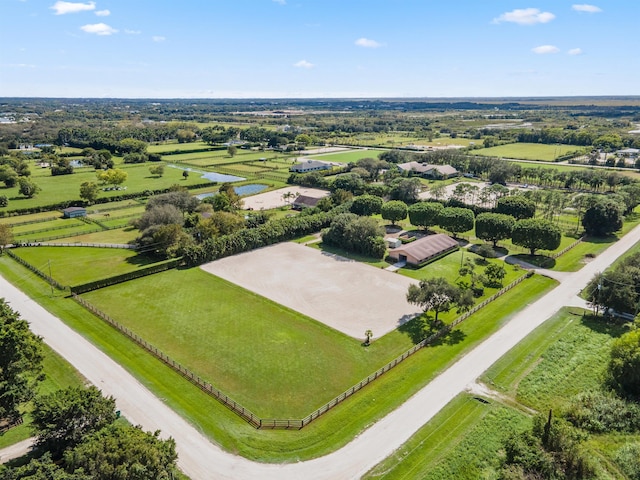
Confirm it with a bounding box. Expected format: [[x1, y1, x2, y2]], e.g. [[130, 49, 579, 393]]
[[0, 162, 212, 212], [81, 267, 415, 418], [0, 255, 554, 461], [363, 395, 528, 479], [367, 308, 634, 479], [472, 143, 585, 161], [308, 149, 386, 164], [11, 246, 169, 286]]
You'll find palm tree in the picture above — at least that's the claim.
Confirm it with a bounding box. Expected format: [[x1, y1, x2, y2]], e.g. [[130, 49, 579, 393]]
[[364, 329, 373, 346]]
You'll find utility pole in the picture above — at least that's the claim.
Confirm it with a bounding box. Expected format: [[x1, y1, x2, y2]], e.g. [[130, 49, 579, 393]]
[[48, 259, 54, 296]]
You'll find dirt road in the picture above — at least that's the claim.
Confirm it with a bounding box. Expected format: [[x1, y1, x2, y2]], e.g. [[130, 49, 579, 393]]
[[2, 224, 639, 479]]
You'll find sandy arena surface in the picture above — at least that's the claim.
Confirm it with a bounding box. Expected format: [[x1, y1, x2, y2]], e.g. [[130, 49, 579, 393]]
[[242, 186, 330, 211], [200, 242, 421, 339]]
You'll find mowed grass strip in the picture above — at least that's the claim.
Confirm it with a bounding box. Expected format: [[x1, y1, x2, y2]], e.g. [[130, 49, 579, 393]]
[[363, 395, 528, 480], [482, 308, 625, 410], [11, 246, 169, 286], [81, 267, 415, 418]]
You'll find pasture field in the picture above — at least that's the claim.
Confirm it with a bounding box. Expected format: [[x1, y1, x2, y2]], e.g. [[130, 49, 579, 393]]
[[0, 162, 210, 212], [0, 255, 554, 461], [367, 308, 634, 479], [59, 226, 139, 245], [163, 149, 288, 166], [11, 246, 169, 286], [81, 266, 416, 418], [472, 143, 585, 161], [0, 211, 61, 224], [14, 222, 101, 243], [0, 344, 86, 449], [308, 148, 386, 164], [147, 141, 215, 154]]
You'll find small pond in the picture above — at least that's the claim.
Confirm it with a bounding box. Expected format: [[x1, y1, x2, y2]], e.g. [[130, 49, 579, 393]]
[[196, 184, 268, 200], [167, 164, 245, 183]]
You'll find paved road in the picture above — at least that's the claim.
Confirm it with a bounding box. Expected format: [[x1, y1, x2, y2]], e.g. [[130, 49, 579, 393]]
[[2, 223, 639, 479], [0, 438, 35, 464]]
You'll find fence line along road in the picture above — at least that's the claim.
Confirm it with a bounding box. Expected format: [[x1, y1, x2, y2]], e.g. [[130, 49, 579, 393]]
[[71, 270, 534, 430], [3, 222, 640, 479]]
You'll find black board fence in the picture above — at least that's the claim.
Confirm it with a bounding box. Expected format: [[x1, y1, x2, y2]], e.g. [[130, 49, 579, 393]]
[[69, 259, 180, 294], [72, 270, 534, 429], [5, 249, 67, 291]]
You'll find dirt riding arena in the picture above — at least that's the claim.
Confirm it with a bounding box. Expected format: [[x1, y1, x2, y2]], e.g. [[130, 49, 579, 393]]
[[242, 186, 329, 211], [200, 243, 422, 340]]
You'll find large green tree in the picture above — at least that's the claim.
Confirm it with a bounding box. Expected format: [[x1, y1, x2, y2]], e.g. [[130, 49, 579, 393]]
[[64, 423, 178, 480], [32, 386, 117, 456], [79, 181, 99, 204], [511, 218, 561, 256], [406, 277, 466, 325], [407, 201, 443, 231], [496, 195, 536, 220], [582, 199, 624, 236], [437, 207, 475, 238], [608, 329, 640, 398], [17, 177, 41, 198], [0, 224, 14, 253], [381, 200, 408, 226], [0, 299, 44, 422], [475, 212, 515, 247], [322, 213, 386, 259], [350, 194, 383, 216]]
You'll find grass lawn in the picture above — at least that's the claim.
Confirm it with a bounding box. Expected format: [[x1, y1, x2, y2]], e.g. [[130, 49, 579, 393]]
[[0, 162, 211, 213], [0, 256, 554, 461], [147, 141, 215, 154], [366, 308, 631, 479], [81, 267, 415, 418], [308, 149, 386, 164], [10, 246, 170, 286], [363, 394, 528, 479], [0, 344, 86, 450], [472, 143, 585, 161], [59, 226, 139, 245]]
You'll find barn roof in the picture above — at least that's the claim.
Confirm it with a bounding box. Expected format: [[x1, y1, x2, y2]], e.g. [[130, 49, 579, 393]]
[[390, 234, 459, 262]]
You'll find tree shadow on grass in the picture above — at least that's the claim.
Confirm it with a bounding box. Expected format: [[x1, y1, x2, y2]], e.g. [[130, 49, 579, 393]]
[[580, 312, 628, 338], [509, 254, 556, 269], [398, 315, 427, 344], [398, 314, 467, 346], [124, 253, 163, 267]]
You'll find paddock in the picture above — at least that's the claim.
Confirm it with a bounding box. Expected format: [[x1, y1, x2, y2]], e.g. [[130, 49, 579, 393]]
[[200, 242, 422, 339]]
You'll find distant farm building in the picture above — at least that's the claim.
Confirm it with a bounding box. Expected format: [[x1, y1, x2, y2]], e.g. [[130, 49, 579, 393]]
[[292, 194, 322, 210], [289, 160, 333, 173], [62, 207, 87, 218], [397, 162, 458, 179], [388, 234, 459, 267], [616, 148, 639, 158]]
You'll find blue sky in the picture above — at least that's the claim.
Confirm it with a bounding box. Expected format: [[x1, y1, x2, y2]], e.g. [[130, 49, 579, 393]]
[[1, 0, 637, 98]]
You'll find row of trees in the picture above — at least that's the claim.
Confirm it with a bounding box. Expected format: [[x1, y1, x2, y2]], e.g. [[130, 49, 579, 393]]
[[0, 299, 179, 479]]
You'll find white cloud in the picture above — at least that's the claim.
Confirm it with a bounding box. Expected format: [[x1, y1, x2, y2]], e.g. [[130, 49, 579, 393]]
[[294, 60, 314, 68], [532, 45, 560, 54], [50, 1, 95, 15], [95, 9, 110, 16], [493, 8, 555, 25], [273, 0, 286, 4], [80, 23, 117, 35], [568, 48, 583, 55], [572, 4, 602, 13], [152, 36, 165, 42], [124, 29, 141, 35], [355, 37, 383, 48]]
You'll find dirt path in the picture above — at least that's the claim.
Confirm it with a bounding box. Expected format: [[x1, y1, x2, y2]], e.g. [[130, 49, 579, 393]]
[[2, 224, 639, 479]]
